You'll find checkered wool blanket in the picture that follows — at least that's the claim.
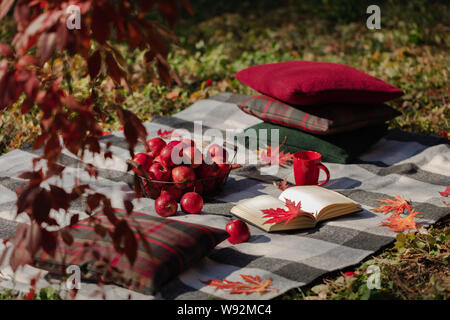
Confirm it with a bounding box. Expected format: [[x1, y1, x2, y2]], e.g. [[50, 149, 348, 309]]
[[0, 93, 448, 300]]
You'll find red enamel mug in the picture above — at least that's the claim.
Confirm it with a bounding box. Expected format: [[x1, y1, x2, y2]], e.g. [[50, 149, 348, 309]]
[[293, 151, 330, 186]]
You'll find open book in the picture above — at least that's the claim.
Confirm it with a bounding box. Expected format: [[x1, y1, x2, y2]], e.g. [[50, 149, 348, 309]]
[[230, 186, 361, 232]]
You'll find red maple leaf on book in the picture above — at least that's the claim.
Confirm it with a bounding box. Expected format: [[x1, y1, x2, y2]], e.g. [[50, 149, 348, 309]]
[[380, 209, 419, 233], [258, 136, 293, 166], [372, 196, 412, 216], [261, 198, 314, 225], [203, 274, 278, 295]]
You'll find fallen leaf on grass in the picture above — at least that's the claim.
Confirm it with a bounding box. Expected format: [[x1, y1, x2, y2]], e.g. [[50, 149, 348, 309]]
[[380, 210, 419, 233], [261, 198, 314, 225], [165, 88, 180, 100], [372, 196, 412, 216], [203, 274, 278, 295]]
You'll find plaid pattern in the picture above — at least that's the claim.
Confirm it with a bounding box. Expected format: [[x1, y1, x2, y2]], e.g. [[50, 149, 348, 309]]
[[33, 209, 228, 295], [0, 93, 448, 300], [237, 95, 401, 134]]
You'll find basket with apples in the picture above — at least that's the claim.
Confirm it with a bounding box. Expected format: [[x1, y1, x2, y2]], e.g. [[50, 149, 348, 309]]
[[127, 136, 236, 216]]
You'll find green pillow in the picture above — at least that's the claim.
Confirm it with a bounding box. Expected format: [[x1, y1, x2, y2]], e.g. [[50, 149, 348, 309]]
[[240, 122, 387, 164]]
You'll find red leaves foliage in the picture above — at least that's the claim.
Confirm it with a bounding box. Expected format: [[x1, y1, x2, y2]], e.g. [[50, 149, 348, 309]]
[[0, 0, 191, 277], [204, 274, 278, 295]]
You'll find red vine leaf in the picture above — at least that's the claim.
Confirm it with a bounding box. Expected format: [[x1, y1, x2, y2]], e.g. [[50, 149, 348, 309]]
[[203, 274, 278, 295], [261, 198, 314, 225], [380, 210, 419, 233], [0, 0, 14, 21], [372, 196, 412, 216], [88, 49, 102, 80]]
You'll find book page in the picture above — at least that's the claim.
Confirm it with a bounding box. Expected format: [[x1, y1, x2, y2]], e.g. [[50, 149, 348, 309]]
[[236, 195, 286, 215], [278, 186, 358, 216]]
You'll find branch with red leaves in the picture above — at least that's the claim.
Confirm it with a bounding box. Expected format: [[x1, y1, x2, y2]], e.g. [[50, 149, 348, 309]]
[[0, 0, 192, 278]]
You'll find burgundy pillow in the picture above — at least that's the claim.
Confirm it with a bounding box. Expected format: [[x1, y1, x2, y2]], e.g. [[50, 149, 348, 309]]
[[235, 61, 403, 105], [33, 209, 228, 295]]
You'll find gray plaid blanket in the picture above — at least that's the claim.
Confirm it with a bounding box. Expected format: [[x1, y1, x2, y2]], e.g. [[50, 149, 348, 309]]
[[0, 93, 448, 300]]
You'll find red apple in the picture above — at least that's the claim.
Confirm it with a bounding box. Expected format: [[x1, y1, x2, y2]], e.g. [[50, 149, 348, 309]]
[[159, 143, 183, 168], [167, 140, 182, 148], [148, 162, 171, 181], [225, 219, 250, 244], [171, 165, 196, 189], [142, 179, 161, 199], [181, 138, 196, 148], [180, 192, 203, 214], [155, 194, 178, 217], [182, 146, 203, 168], [153, 155, 161, 163], [207, 144, 228, 164], [147, 137, 166, 157], [132, 153, 153, 174], [196, 162, 220, 179], [161, 185, 183, 202]]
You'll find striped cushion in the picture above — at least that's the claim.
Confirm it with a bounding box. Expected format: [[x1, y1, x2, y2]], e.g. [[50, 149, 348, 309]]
[[33, 209, 228, 294], [237, 95, 400, 135]]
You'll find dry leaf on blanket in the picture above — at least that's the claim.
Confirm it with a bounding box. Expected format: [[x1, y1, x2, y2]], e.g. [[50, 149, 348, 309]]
[[438, 186, 450, 197], [380, 210, 419, 233], [372, 196, 412, 216], [273, 178, 293, 191], [262, 198, 314, 225], [157, 129, 174, 139], [203, 274, 278, 295]]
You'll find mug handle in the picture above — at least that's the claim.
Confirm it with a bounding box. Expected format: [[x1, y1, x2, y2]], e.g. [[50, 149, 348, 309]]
[[317, 163, 330, 186]]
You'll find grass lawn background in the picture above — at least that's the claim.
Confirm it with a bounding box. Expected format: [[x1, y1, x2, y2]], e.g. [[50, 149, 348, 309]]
[[0, 0, 448, 299]]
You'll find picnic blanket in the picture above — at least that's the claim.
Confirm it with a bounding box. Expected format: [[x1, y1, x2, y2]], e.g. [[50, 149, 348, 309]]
[[0, 92, 448, 300]]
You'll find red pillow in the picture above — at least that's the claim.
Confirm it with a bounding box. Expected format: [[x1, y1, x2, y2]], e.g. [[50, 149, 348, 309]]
[[235, 61, 403, 105]]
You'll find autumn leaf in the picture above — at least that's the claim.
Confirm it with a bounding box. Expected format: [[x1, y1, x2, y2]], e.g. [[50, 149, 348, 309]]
[[273, 178, 293, 191], [165, 88, 180, 101], [258, 136, 293, 166], [157, 129, 174, 139], [372, 196, 412, 216], [261, 198, 314, 225], [380, 209, 419, 233], [203, 274, 278, 295], [439, 186, 450, 197]]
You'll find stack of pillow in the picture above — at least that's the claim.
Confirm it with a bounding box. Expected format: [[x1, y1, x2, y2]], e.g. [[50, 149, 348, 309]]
[[235, 61, 403, 164]]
